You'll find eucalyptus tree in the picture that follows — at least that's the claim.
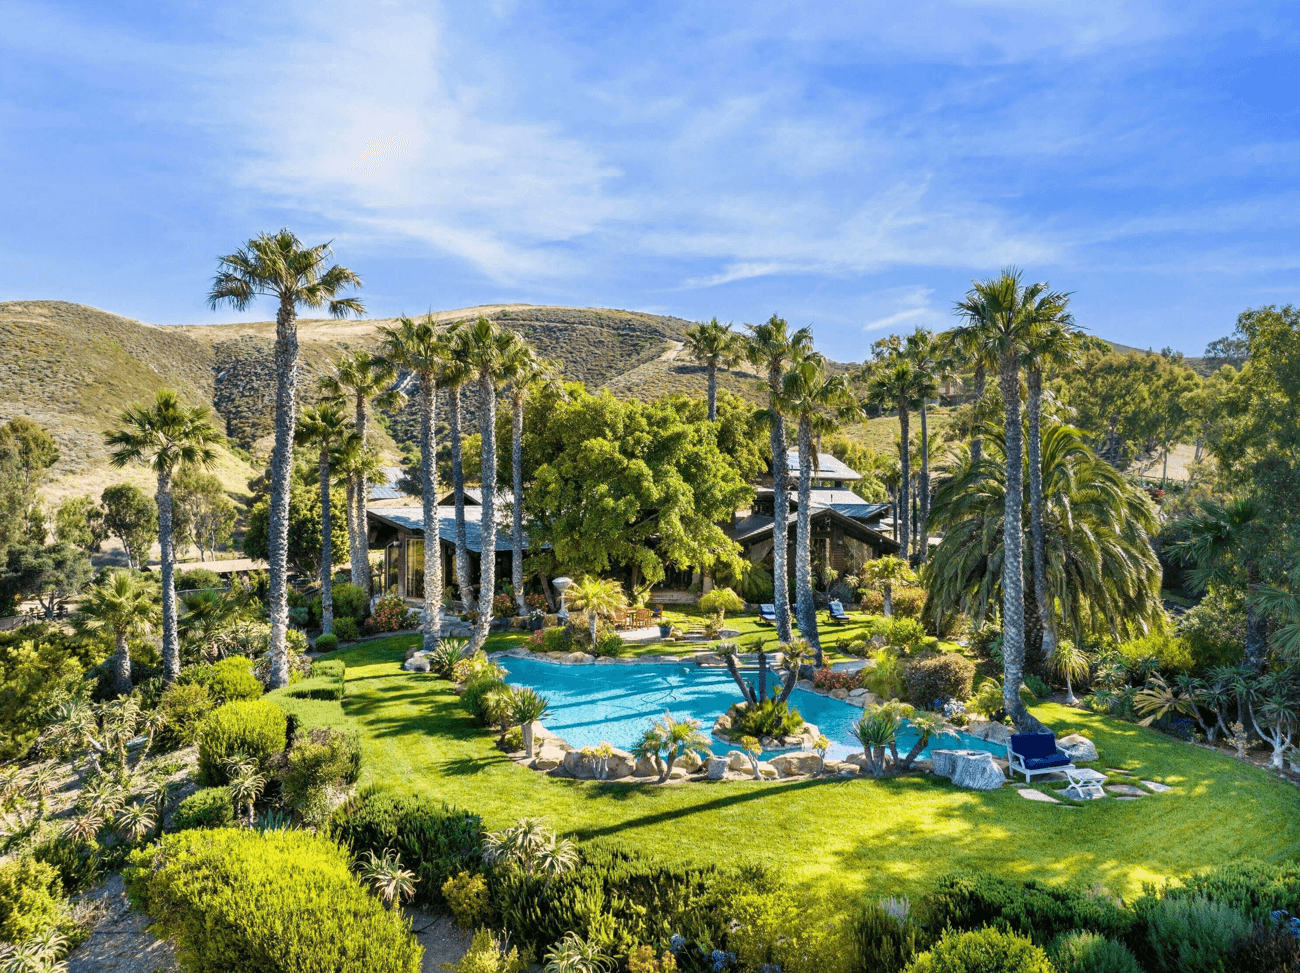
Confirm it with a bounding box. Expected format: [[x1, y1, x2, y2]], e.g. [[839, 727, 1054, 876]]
[[106, 390, 223, 683], [319, 350, 402, 592], [380, 314, 447, 652], [684, 318, 740, 421], [902, 328, 953, 561], [743, 315, 813, 643], [208, 230, 364, 688], [438, 323, 475, 606], [499, 339, 554, 616], [76, 570, 159, 695], [774, 354, 858, 661], [294, 403, 354, 635], [862, 350, 925, 561]]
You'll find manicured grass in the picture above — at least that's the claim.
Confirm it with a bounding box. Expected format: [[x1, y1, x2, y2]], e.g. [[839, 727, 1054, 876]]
[[333, 634, 1300, 903]]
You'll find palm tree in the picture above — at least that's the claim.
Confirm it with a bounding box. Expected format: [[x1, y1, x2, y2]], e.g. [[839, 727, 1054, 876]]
[[862, 351, 925, 561], [566, 576, 627, 648], [499, 340, 553, 616], [459, 317, 516, 652], [902, 329, 952, 562], [294, 403, 354, 635], [1048, 639, 1090, 705], [862, 555, 915, 617], [774, 355, 858, 663], [179, 588, 245, 661], [507, 687, 549, 759], [319, 351, 402, 593], [632, 712, 713, 783], [439, 323, 475, 606], [684, 318, 740, 421], [380, 314, 447, 653], [944, 304, 997, 468], [744, 314, 813, 643], [333, 436, 386, 595], [106, 390, 223, 683], [208, 230, 364, 689], [76, 570, 159, 695]]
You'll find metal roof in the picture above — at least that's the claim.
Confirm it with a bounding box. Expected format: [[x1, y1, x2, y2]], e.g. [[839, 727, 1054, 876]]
[[784, 449, 862, 481], [367, 506, 525, 553], [369, 467, 410, 501]]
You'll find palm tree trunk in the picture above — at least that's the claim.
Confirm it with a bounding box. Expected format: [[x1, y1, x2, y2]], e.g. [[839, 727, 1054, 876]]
[[471, 373, 498, 652], [999, 353, 1046, 734], [897, 403, 911, 560], [1246, 562, 1266, 672], [883, 581, 893, 617], [970, 364, 986, 467], [157, 469, 180, 683], [351, 392, 370, 593], [707, 364, 718, 422], [266, 296, 298, 690], [511, 389, 526, 617], [450, 385, 473, 606], [769, 371, 793, 643], [419, 375, 443, 653], [111, 630, 132, 696], [343, 477, 358, 586], [1027, 367, 1055, 660], [918, 400, 930, 563], [795, 417, 821, 662], [319, 449, 334, 636]]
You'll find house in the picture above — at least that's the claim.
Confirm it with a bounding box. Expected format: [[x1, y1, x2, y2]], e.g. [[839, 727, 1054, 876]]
[[367, 505, 524, 601]]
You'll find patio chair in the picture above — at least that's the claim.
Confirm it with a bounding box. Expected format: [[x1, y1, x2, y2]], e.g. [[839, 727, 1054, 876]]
[[1006, 732, 1076, 784], [758, 603, 777, 625], [827, 601, 850, 624]]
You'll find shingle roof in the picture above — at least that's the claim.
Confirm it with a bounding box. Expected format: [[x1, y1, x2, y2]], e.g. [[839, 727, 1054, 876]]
[[784, 450, 862, 481], [368, 506, 526, 553]]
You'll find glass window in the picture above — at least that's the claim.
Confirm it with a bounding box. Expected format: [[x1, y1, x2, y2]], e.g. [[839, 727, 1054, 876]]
[[406, 538, 425, 600], [385, 542, 400, 595]]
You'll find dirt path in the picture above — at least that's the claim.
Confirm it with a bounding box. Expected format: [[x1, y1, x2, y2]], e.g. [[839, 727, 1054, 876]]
[[66, 875, 177, 973]]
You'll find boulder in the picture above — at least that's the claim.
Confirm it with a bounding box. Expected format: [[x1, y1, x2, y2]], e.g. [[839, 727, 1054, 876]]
[[965, 718, 1013, 746], [830, 688, 849, 700], [509, 615, 530, 630], [822, 760, 853, 775], [706, 756, 729, 780], [634, 755, 663, 778], [403, 656, 430, 672], [796, 679, 816, 691], [677, 751, 704, 773], [950, 752, 1005, 791], [694, 653, 723, 666], [727, 751, 751, 772], [606, 749, 637, 779], [561, 748, 636, 780], [504, 646, 530, 658], [756, 761, 779, 779], [845, 751, 868, 767], [1058, 733, 1099, 762], [667, 765, 691, 780], [531, 746, 566, 772], [848, 687, 869, 698], [770, 752, 823, 776]]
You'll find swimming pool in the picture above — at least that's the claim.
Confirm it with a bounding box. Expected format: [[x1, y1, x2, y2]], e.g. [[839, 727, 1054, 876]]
[[500, 656, 1006, 763]]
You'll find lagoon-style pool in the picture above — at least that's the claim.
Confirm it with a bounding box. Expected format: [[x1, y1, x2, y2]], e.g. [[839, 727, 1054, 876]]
[[501, 656, 1005, 763]]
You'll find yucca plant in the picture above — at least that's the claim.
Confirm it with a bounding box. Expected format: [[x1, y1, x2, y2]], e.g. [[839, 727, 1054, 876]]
[[429, 638, 467, 679], [358, 848, 418, 908], [854, 711, 902, 777], [543, 932, 613, 973], [0, 928, 70, 973], [631, 711, 712, 783], [115, 801, 157, 844], [223, 756, 267, 826], [483, 817, 579, 879], [507, 687, 549, 758]]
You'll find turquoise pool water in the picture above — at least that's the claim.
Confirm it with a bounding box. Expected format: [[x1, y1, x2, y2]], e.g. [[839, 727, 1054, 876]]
[[500, 656, 1006, 763]]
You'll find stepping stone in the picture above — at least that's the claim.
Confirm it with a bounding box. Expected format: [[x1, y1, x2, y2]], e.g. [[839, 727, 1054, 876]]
[[1016, 788, 1060, 803], [1116, 796, 1140, 801], [1106, 768, 1135, 775], [1106, 784, 1147, 797], [1141, 780, 1172, 793]]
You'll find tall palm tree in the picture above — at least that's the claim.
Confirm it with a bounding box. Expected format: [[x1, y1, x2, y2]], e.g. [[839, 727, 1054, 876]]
[[684, 318, 740, 421], [106, 390, 223, 683], [863, 350, 925, 561], [319, 350, 402, 593], [744, 314, 813, 643], [381, 314, 447, 653], [1022, 311, 1080, 660], [294, 403, 354, 635], [903, 328, 952, 562], [951, 268, 1070, 730], [208, 230, 364, 689], [77, 570, 159, 695], [333, 438, 385, 594], [774, 355, 857, 663], [499, 340, 553, 617], [438, 323, 475, 607], [459, 317, 516, 652]]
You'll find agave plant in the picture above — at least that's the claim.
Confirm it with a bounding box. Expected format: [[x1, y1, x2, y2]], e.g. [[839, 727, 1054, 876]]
[[0, 928, 70, 973], [483, 817, 579, 879], [854, 710, 902, 777], [358, 848, 417, 908], [542, 932, 613, 973], [429, 638, 467, 679]]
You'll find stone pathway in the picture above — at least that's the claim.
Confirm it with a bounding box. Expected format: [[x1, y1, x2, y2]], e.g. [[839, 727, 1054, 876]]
[[1142, 780, 1172, 793], [1105, 783, 1150, 798], [66, 875, 176, 973], [1016, 787, 1060, 804]]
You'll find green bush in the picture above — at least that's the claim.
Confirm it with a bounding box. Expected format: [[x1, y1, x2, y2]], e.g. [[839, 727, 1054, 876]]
[[332, 583, 370, 623], [156, 681, 214, 750], [730, 698, 804, 738], [1118, 632, 1193, 674], [196, 699, 288, 785], [281, 657, 346, 702], [1162, 858, 1300, 921], [31, 838, 101, 895], [452, 928, 524, 973], [441, 870, 491, 929], [892, 588, 927, 619], [593, 631, 625, 658], [865, 649, 906, 699], [1049, 931, 1142, 973], [905, 927, 1054, 973], [850, 900, 925, 973], [1024, 674, 1052, 700], [172, 786, 234, 830], [330, 788, 483, 912], [1177, 586, 1245, 669], [282, 728, 361, 825], [876, 616, 931, 652], [0, 857, 65, 944], [1227, 919, 1300, 972], [903, 653, 976, 706], [461, 675, 507, 726], [1133, 896, 1251, 973], [125, 828, 421, 973], [541, 626, 570, 653], [315, 632, 339, 653], [968, 626, 1003, 660], [730, 887, 854, 973], [207, 656, 264, 703], [924, 873, 1134, 945], [174, 568, 222, 591], [333, 616, 360, 642]]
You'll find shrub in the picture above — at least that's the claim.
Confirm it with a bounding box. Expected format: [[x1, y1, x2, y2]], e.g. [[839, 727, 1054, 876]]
[[730, 887, 854, 973], [860, 589, 885, 613], [1024, 674, 1052, 700], [0, 857, 65, 944], [844, 638, 871, 657], [156, 681, 214, 749], [196, 699, 288, 785], [1118, 632, 1193, 674], [698, 587, 744, 619], [1133, 896, 1250, 973], [503, 726, 524, 751], [371, 593, 417, 633], [849, 900, 925, 973], [283, 657, 346, 702], [31, 838, 101, 895], [814, 669, 864, 692], [877, 617, 930, 652], [542, 626, 571, 653], [1162, 858, 1300, 921], [332, 583, 370, 623], [892, 587, 927, 619], [730, 698, 804, 738], [441, 870, 491, 929], [125, 828, 422, 973], [903, 653, 976, 707], [627, 945, 678, 973], [462, 676, 508, 726], [1177, 586, 1245, 670], [172, 786, 234, 830], [1050, 931, 1141, 973], [1227, 919, 1300, 972], [174, 568, 222, 591], [905, 927, 1054, 973], [968, 626, 1003, 660], [865, 649, 906, 699], [330, 789, 483, 912], [593, 631, 625, 658], [334, 616, 360, 642], [453, 928, 524, 973], [208, 655, 264, 703], [282, 728, 362, 824], [315, 632, 339, 653], [924, 873, 1134, 945]]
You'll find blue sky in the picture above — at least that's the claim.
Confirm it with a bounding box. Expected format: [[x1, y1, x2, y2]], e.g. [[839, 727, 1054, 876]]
[[2, 1, 1298, 362]]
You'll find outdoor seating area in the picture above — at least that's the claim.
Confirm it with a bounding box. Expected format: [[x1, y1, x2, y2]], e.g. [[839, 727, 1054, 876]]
[[1007, 732, 1077, 783]]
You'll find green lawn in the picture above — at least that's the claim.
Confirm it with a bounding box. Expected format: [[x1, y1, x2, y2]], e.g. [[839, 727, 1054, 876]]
[[330, 634, 1300, 903]]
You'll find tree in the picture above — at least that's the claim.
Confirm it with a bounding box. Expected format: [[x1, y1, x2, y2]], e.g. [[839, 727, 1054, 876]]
[[0, 418, 59, 559], [332, 438, 385, 590], [101, 484, 157, 570], [76, 570, 159, 695], [381, 315, 448, 653], [506, 687, 549, 759], [1048, 640, 1090, 705], [295, 403, 353, 635], [55, 496, 107, 554], [744, 315, 812, 643], [173, 469, 237, 562], [861, 556, 915, 617], [106, 390, 223, 682], [439, 322, 475, 606], [565, 576, 627, 648], [631, 712, 712, 783], [208, 229, 364, 689], [900, 329, 953, 562], [697, 586, 744, 622], [499, 340, 553, 616], [319, 350, 401, 593], [684, 318, 740, 421], [863, 350, 926, 560], [1, 541, 93, 619], [1203, 334, 1249, 371], [244, 480, 348, 580]]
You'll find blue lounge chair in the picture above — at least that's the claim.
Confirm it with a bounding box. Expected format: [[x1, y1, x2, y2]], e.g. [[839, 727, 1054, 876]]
[[1006, 732, 1076, 783], [758, 603, 777, 625], [827, 601, 850, 624]]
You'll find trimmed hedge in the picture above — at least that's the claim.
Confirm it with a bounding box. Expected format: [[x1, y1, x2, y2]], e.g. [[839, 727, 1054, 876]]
[[125, 828, 421, 973], [903, 653, 976, 707], [280, 657, 346, 702], [924, 873, 1134, 945], [173, 786, 234, 830], [314, 633, 339, 653], [208, 656, 264, 703], [196, 700, 288, 785]]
